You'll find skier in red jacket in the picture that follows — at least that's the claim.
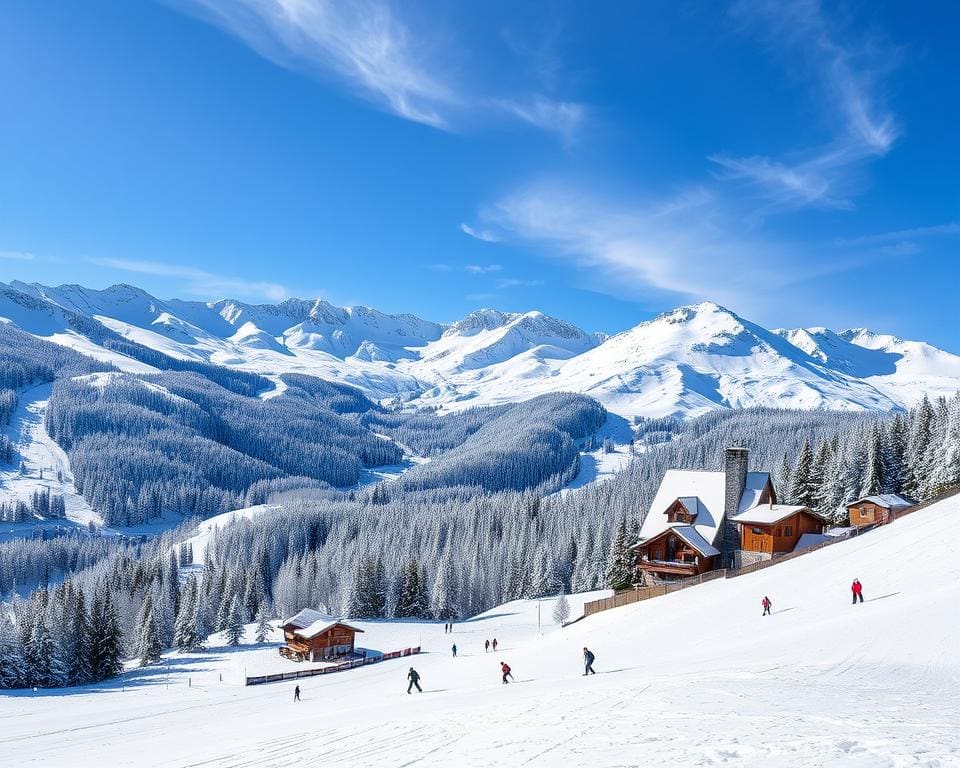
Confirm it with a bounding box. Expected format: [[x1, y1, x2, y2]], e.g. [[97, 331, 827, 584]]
[[851, 578, 864, 604], [500, 662, 513, 684], [761, 596, 772, 616]]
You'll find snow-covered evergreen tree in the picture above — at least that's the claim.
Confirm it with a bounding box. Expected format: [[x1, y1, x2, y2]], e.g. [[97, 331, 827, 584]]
[[606, 516, 634, 590], [552, 591, 571, 625], [224, 595, 244, 647]]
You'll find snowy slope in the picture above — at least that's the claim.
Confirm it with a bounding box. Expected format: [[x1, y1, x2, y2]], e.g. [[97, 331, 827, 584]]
[[2, 281, 959, 419], [2, 496, 958, 767]]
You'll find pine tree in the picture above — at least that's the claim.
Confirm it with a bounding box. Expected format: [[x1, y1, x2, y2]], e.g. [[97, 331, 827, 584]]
[[606, 516, 634, 590], [136, 595, 162, 667], [67, 592, 92, 686], [174, 578, 198, 651], [790, 440, 816, 508], [429, 548, 460, 621], [552, 591, 571, 625], [224, 595, 244, 647], [395, 557, 428, 618], [0, 613, 27, 689], [254, 605, 272, 644], [191, 585, 210, 649], [89, 586, 124, 682], [860, 424, 885, 497]]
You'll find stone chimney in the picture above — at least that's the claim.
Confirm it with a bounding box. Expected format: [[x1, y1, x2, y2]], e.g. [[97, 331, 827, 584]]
[[721, 447, 749, 567]]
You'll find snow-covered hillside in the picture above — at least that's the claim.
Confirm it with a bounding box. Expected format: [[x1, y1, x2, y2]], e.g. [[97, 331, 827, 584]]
[[3, 281, 960, 419], [3, 495, 958, 767]]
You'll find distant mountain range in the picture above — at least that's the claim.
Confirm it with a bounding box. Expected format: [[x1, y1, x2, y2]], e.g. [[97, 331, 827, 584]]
[[2, 280, 959, 418]]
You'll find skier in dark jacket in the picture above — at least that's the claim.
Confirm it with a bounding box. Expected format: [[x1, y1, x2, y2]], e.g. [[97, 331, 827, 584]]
[[762, 596, 772, 616], [407, 667, 422, 693], [492, 638, 498, 652], [500, 661, 513, 684], [293, 685, 301, 702], [451, 643, 457, 658], [484, 639, 490, 653], [851, 578, 864, 604], [583, 647, 596, 675]]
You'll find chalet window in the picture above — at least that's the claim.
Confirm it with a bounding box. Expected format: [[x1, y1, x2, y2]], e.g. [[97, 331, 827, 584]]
[[859, 509, 869, 518], [784, 526, 792, 536], [751, 527, 763, 535]]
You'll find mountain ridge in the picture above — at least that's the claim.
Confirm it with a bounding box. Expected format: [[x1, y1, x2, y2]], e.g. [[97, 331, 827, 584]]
[[1, 281, 957, 419]]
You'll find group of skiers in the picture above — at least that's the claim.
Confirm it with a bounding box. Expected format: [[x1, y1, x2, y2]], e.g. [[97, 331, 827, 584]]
[[761, 579, 866, 617], [483, 638, 498, 653], [443, 622, 454, 634]]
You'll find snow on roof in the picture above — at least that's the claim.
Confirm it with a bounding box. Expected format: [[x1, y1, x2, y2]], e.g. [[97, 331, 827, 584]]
[[637, 469, 773, 548], [668, 525, 720, 557], [847, 494, 914, 509], [731, 504, 820, 525], [282, 608, 332, 630], [293, 619, 364, 640], [739, 472, 772, 513]]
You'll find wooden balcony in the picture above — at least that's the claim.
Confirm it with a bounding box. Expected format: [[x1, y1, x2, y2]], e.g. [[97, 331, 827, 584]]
[[637, 558, 699, 577]]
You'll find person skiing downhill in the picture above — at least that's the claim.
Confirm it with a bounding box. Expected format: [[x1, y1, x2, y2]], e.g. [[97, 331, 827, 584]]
[[762, 596, 772, 616], [293, 685, 300, 702], [451, 643, 457, 658], [851, 578, 864, 604], [484, 639, 490, 653], [492, 638, 498, 652], [500, 661, 513, 684], [407, 667, 422, 694], [583, 647, 596, 675]]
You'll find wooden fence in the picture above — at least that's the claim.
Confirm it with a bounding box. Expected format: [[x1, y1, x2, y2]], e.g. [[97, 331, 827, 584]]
[[244, 646, 421, 686], [583, 485, 960, 619]]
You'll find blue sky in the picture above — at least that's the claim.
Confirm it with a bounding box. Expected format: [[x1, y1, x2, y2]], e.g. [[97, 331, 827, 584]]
[[1, 1, 958, 349]]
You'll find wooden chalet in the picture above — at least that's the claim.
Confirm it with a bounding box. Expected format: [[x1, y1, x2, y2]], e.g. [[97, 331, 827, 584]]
[[280, 608, 364, 663], [731, 503, 826, 556], [846, 494, 914, 528], [630, 447, 776, 580]]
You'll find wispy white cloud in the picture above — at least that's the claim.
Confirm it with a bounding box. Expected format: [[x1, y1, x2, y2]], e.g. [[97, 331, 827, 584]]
[[465, 263, 502, 275], [89, 257, 294, 301], [425, 262, 454, 272], [480, 180, 813, 310], [0, 250, 35, 261], [173, 0, 587, 139], [460, 223, 500, 243], [714, 0, 899, 210], [176, 0, 452, 128], [493, 95, 586, 146], [836, 221, 960, 247], [496, 277, 544, 289]]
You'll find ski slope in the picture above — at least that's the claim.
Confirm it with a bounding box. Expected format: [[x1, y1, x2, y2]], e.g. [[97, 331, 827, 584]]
[[0, 383, 100, 536], [2, 497, 959, 767]]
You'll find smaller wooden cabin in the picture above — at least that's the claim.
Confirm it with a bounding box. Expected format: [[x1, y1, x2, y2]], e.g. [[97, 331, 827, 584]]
[[731, 504, 826, 556], [280, 608, 364, 662], [846, 494, 913, 528]]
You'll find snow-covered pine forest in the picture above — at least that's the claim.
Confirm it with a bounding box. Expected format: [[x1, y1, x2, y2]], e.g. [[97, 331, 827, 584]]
[[2, 340, 959, 688]]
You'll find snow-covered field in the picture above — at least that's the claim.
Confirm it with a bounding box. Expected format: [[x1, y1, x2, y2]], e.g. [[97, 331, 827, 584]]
[[3, 496, 958, 767]]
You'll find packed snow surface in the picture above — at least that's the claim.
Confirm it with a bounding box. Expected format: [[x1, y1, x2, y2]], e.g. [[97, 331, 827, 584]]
[[3, 496, 959, 767]]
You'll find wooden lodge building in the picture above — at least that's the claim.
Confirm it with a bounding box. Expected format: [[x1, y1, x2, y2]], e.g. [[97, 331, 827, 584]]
[[630, 447, 831, 582], [730, 503, 827, 556], [846, 494, 914, 528], [280, 608, 364, 663], [630, 447, 774, 580]]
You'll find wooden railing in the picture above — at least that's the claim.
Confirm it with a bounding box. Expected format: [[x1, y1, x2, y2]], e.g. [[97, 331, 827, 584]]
[[244, 646, 421, 686], [583, 485, 960, 619]]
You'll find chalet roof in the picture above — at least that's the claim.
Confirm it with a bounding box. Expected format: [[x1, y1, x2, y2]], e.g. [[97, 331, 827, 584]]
[[282, 608, 333, 630], [636, 469, 772, 548], [846, 494, 914, 510], [293, 618, 365, 640], [731, 504, 825, 526]]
